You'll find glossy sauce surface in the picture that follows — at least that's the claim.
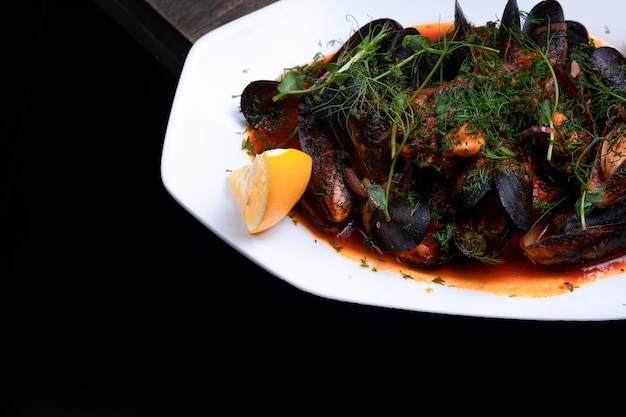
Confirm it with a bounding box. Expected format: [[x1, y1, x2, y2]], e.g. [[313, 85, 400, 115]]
[[294, 212, 626, 298]]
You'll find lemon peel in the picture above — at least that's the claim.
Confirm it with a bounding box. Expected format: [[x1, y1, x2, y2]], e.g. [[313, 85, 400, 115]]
[[228, 148, 312, 234]]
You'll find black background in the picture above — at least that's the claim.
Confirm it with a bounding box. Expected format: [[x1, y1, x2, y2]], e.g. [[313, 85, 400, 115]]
[[2, 0, 625, 415]]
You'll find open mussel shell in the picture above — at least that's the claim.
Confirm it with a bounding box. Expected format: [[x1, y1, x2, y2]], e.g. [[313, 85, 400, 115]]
[[592, 47, 626, 90], [522, 0, 589, 64], [297, 96, 354, 225], [328, 18, 404, 68], [500, 0, 520, 31], [495, 163, 534, 231], [452, 153, 533, 231], [520, 206, 626, 267], [588, 123, 626, 209], [362, 198, 430, 253], [523, 0, 565, 35], [452, 157, 491, 211], [454, 188, 516, 261], [240, 80, 301, 129]]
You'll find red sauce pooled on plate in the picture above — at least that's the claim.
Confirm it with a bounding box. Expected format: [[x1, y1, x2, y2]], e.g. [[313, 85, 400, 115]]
[[298, 215, 626, 298], [243, 22, 626, 298]]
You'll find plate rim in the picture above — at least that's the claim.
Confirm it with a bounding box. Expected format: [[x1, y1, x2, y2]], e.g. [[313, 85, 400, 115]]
[[161, 0, 626, 321]]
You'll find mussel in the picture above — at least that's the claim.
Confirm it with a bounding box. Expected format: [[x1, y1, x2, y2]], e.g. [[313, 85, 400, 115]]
[[520, 204, 626, 267], [239, 0, 626, 269]]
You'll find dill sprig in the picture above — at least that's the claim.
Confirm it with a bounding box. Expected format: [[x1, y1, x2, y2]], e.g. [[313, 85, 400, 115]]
[[271, 15, 625, 237], [273, 21, 498, 218]]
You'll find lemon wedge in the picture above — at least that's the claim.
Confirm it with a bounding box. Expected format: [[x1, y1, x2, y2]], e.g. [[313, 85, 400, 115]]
[[228, 148, 312, 234]]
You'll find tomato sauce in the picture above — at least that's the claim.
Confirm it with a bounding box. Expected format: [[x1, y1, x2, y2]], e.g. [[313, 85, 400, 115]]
[[242, 22, 626, 298], [296, 215, 626, 298]]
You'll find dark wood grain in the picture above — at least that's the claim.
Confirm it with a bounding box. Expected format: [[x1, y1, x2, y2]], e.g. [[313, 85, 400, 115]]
[[93, 0, 190, 74], [146, 0, 278, 42], [94, 0, 277, 74]]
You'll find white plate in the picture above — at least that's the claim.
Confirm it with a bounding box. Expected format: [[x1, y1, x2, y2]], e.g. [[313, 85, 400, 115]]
[[161, 0, 626, 321]]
